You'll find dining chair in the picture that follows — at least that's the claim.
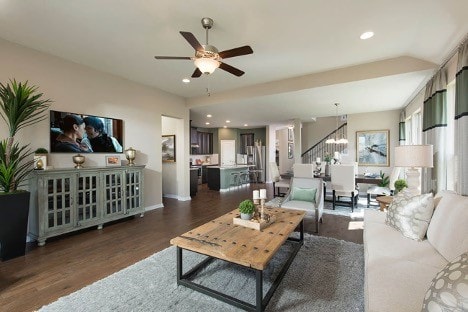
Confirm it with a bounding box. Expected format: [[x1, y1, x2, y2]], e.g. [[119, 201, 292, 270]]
[[269, 162, 290, 197], [330, 164, 359, 212], [292, 163, 315, 178]]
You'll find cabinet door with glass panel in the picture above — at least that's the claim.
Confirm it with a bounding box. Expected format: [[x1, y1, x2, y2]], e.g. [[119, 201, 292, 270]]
[[101, 169, 125, 219], [76, 171, 101, 228], [125, 168, 144, 216], [37, 173, 76, 245]]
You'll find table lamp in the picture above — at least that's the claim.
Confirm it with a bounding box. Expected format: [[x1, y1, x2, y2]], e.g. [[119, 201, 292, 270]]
[[394, 145, 433, 195]]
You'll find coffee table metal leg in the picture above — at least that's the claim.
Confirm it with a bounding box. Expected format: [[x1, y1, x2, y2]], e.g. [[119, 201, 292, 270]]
[[256, 269, 263, 312], [176, 246, 182, 284]]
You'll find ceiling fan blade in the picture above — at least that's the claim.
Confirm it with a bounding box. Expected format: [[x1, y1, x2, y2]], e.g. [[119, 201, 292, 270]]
[[218, 46, 253, 59], [191, 68, 202, 78], [154, 56, 192, 60], [180, 31, 204, 52], [219, 62, 245, 77]]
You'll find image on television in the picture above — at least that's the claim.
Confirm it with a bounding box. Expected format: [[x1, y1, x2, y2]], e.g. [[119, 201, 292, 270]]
[[50, 110, 124, 153]]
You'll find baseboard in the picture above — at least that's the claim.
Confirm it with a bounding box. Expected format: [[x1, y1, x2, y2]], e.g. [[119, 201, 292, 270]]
[[145, 204, 164, 212], [163, 194, 178, 199], [178, 196, 191, 201], [162, 194, 192, 201]]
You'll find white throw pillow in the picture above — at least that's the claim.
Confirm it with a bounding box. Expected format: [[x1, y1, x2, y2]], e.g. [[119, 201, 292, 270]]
[[385, 190, 434, 241], [427, 192, 468, 262], [421, 251, 468, 311]]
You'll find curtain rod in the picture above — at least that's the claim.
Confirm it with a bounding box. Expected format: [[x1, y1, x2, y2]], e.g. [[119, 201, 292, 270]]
[[404, 32, 468, 110]]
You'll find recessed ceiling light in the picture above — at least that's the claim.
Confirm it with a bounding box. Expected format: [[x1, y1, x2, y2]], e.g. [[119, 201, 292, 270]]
[[244, 124, 248, 127], [226, 120, 231, 123], [182, 78, 190, 83], [360, 31, 374, 40], [223, 126, 227, 128], [206, 114, 212, 118], [205, 122, 210, 125]]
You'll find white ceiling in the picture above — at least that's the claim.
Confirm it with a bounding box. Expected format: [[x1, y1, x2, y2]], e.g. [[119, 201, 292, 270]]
[[0, 0, 467, 128]]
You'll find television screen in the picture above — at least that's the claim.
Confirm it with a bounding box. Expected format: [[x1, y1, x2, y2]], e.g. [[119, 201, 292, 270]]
[[50, 110, 124, 153]]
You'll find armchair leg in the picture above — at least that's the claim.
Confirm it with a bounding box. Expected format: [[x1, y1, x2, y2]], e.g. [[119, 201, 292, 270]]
[[367, 193, 370, 208], [273, 182, 276, 197], [351, 191, 355, 213], [332, 190, 336, 210]]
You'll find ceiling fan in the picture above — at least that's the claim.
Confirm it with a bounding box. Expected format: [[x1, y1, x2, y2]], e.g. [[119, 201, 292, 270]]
[[154, 17, 253, 78]]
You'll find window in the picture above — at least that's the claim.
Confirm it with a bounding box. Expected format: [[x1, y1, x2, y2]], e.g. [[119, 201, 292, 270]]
[[405, 109, 422, 145]]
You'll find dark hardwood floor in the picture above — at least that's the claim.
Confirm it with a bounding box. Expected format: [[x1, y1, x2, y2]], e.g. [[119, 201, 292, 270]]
[[0, 183, 363, 312]]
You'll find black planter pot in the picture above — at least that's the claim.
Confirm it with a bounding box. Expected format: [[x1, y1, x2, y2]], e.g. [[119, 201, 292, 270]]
[[0, 191, 30, 261]]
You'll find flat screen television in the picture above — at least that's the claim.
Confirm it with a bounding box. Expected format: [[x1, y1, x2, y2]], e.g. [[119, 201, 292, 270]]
[[50, 110, 124, 153]]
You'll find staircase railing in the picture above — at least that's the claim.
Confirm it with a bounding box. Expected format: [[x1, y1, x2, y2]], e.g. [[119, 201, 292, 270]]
[[301, 123, 348, 164]]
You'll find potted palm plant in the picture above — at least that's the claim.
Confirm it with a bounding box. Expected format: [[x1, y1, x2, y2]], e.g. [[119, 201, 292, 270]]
[[0, 79, 51, 261]]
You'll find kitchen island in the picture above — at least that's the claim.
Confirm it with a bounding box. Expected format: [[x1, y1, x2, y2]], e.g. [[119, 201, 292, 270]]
[[206, 165, 251, 191]]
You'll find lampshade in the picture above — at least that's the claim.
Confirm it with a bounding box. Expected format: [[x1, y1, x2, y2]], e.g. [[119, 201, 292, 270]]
[[394, 145, 433, 168], [194, 57, 220, 74]]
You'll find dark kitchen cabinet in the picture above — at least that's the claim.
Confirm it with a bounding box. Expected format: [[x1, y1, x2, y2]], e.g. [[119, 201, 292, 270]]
[[190, 127, 198, 145], [191, 131, 213, 155]]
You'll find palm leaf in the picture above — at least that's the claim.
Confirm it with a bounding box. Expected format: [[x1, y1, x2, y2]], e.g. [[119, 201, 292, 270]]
[[0, 79, 51, 192]]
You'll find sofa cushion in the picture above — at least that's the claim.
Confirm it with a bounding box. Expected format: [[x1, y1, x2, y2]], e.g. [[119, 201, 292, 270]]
[[280, 200, 315, 212], [421, 251, 468, 311], [427, 192, 468, 262], [364, 210, 447, 269], [291, 187, 316, 202], [365, 257, 443, 312], [385, 191, 434, 241]]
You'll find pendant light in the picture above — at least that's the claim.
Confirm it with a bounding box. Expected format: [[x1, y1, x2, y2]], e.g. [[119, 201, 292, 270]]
[[326, 103, 348, 144]]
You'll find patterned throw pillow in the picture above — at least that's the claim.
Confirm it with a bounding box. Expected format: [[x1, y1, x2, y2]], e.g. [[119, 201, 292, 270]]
[[421, 252, 468, 311], [385, 190, 434, 241]]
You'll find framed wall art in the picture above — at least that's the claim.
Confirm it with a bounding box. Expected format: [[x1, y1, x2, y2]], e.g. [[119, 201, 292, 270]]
[[105, 155, 121, 166], [162, 135, 176, 162], [356, 130, 389, 166], [288, 142, 294, 159]]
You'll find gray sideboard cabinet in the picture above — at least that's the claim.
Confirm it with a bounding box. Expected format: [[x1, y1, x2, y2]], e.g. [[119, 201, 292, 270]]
[[28, 165, 145, 246]]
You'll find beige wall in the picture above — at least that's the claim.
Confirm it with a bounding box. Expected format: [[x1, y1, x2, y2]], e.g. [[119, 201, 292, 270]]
[[301, 117, 347, 152], [346, 109, 400, 177], [162, 116, 188, 200], [277, 128, 294, 173], [0, 38, 189, 209]]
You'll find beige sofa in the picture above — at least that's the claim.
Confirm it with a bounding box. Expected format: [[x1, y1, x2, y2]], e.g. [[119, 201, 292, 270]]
[[363, 191, 468, 312]]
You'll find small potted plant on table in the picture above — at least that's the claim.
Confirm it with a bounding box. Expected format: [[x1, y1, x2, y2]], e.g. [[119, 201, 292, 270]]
[[238, 199, 255, 220], [394, 179, 408, 194]]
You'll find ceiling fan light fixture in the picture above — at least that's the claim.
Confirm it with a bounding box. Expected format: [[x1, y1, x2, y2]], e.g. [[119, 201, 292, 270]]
[[194, 57, 220, 74]]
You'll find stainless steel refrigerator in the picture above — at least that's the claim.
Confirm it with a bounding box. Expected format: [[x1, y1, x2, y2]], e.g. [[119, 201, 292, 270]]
[[246, 145, 266, 183]]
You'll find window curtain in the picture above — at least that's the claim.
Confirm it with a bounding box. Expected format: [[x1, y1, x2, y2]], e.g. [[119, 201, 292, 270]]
[[422, 69, 448, 194], [455, 40, 468, 195], [399, 110, 406, 144]]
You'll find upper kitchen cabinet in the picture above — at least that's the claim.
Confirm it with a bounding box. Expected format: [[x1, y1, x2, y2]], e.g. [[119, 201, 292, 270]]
[[190, 127, 213, 155], [197, 131, 213, 155], [190, 127, 198, 146]]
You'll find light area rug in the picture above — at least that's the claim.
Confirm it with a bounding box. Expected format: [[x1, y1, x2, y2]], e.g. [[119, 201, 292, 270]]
[[40, 235, 364, 312], [265, 197, 377, 219]]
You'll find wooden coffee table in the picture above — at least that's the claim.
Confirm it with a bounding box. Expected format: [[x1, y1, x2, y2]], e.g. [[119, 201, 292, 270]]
[[170, 207, 305, 312]]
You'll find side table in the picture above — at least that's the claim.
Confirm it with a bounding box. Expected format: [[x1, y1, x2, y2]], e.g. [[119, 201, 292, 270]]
[[376, 195, 393, 211]]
